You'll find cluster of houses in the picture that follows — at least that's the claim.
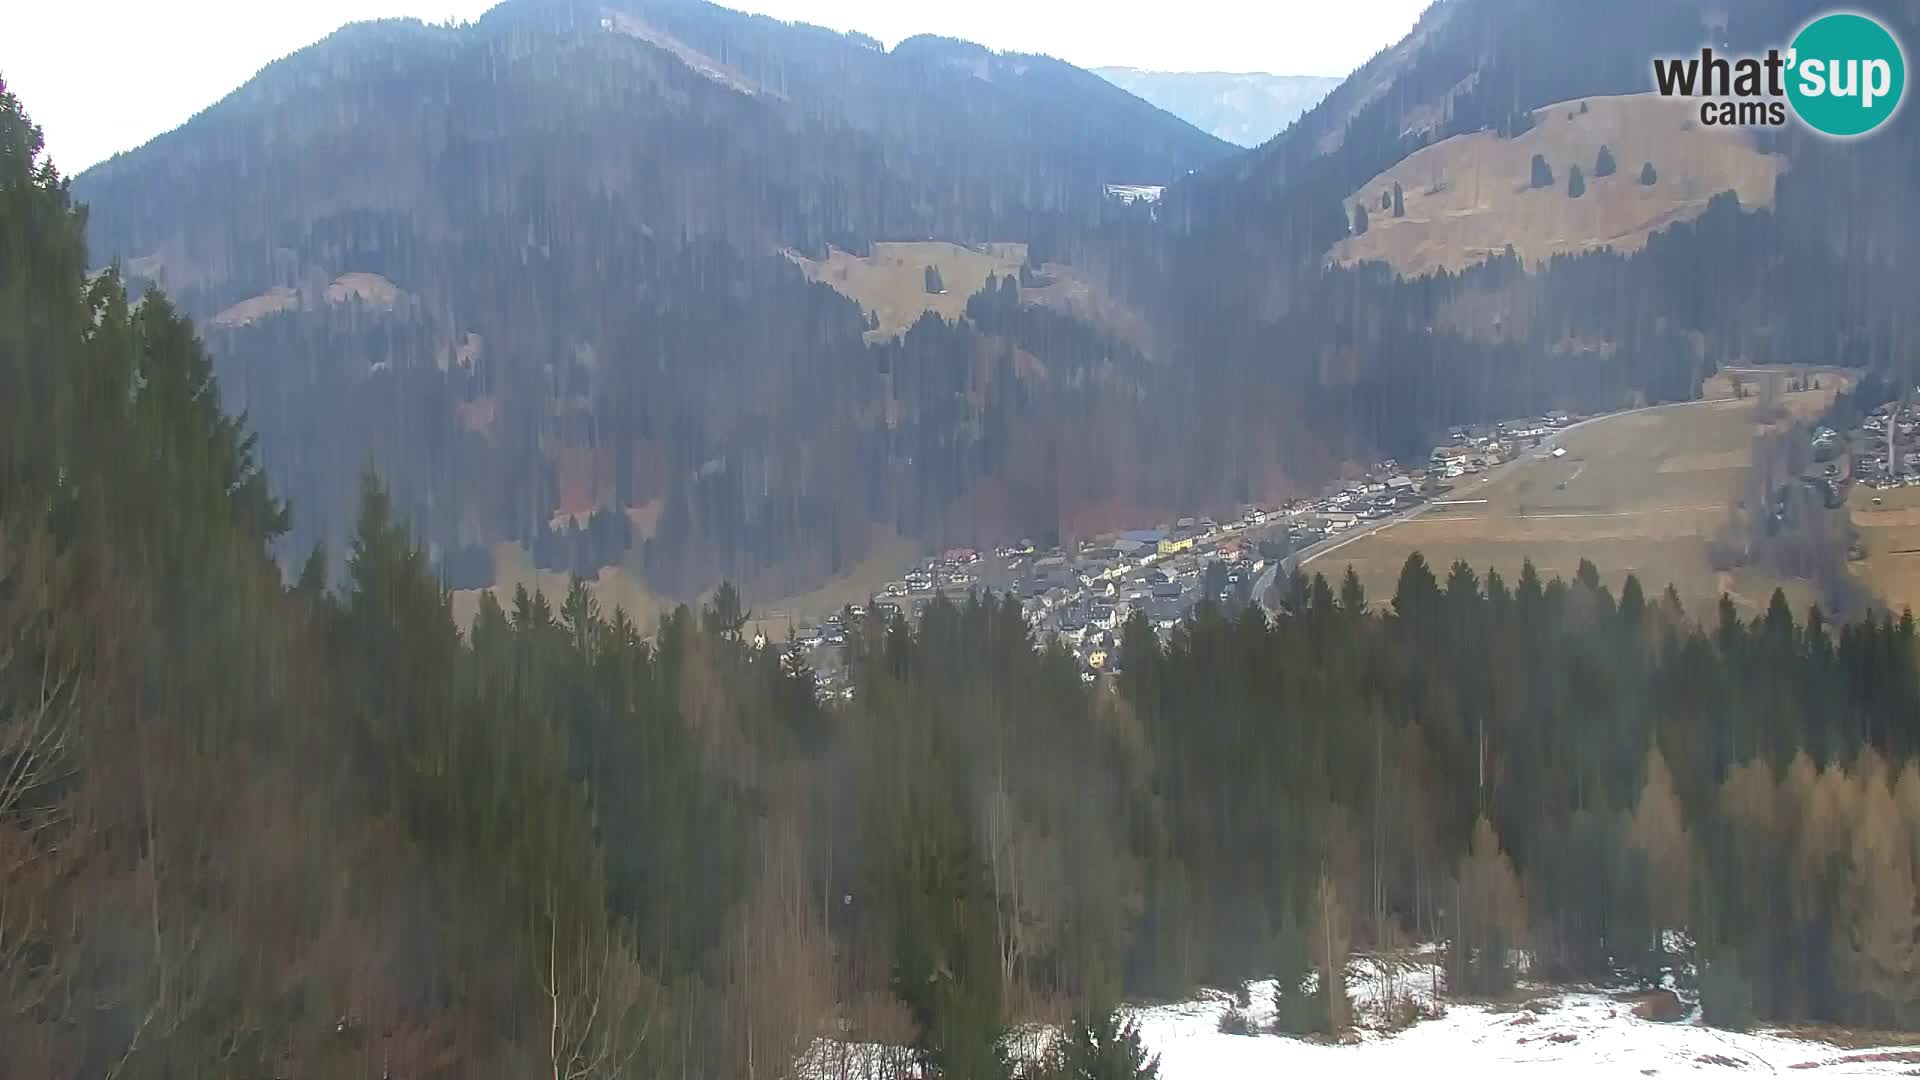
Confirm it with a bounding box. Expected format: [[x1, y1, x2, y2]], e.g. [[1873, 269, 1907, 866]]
[[773, 512, 1295, 683], [779, 409, 1584, 695], [1011, 511, 1282, 679], [885, 547, 982, 598], [772, 501, 1319, 685], [1287, 416, 1574, 537], [1852, 405, 1919, 490], [1430, 415, 1566, 475]]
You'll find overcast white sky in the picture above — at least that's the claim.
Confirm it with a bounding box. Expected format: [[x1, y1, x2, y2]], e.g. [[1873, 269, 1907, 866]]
[[5, 0, 1428, 175]]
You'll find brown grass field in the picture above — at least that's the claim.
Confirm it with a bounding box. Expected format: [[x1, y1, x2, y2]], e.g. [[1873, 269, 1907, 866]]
[[789, 241, 1028, 339], [450, 542, 673, 632], [745, 530, 922, 639], [1330, 93, 1785, 278], [1310, 379, 1841, 619], [1847, 484, 1920, 617]]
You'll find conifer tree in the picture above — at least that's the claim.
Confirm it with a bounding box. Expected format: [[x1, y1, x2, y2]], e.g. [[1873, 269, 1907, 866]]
[[294, 542, 329, 599], [1310, 572, 1338, 623], [1392, 551, 1442, 633], [1595, 144, 1617, 178], [1619, 574, 1646, 628], [1339, 565, 1367, 617], [1035, 1007, 1161, 1080], [1568, 164, 1586, 198], [1531, 154, 1555, 189]]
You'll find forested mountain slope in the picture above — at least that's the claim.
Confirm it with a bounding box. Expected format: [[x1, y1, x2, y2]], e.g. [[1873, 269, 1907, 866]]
[[1081, 0, 1920, 502], [70, 0, 1231, 599], [64, 0, 1920, 611]]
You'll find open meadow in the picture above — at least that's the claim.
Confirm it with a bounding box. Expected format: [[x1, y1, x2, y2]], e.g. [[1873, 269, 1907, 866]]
[[1847, 483, 1920, 617], [1310, 378, 1841, 617], [789, 240, 1027, 338], [1330, 93, 1784, 278]]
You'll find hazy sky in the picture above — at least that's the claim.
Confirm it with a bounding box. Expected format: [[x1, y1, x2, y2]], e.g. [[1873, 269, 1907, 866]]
[[6, 0, 1428, 175]]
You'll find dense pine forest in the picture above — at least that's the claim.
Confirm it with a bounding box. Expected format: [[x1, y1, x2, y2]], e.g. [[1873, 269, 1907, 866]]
[[9, 82, 1920, 1078]]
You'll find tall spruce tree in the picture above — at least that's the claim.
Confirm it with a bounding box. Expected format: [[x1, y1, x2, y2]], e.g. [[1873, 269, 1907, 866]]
[[1531, 153, 1555, 188]]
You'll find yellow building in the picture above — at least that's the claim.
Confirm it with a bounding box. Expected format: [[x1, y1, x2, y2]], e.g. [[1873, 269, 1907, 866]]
[[1158, 535, 1194, 555]]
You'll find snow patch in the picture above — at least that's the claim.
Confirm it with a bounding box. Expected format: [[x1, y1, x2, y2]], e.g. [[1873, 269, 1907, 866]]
[[1129, 986, 1915, 1077], [797, 955, 1918, 1078], [794, 1037, 917, 1080]]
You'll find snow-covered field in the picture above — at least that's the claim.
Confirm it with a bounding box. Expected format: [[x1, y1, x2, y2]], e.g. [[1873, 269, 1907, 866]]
[[798, 955, 1920, 1078], [1135, 985, 1918, 1077]]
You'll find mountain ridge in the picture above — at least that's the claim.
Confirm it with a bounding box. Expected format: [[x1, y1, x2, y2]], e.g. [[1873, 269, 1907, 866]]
[[69, 0, 1235, 600], [1093, 67, 1342, 147]]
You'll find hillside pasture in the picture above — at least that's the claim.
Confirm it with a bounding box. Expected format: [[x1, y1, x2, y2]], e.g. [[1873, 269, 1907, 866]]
[[1330, 93, 1784, 278], [789, 240, 1027, 338], [450, 541, 671, 631]]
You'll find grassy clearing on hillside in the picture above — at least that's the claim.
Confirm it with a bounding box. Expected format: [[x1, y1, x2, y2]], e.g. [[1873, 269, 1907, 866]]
[[1331, 93, 1784, 277], [747, 529, 921, 637], [789, 241, 1027, 338], [450, 542, 671, 631], [1313, 382, 1838, 618]]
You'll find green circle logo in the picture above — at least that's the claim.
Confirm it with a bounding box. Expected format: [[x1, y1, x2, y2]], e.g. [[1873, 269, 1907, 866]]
[[1787, 12, 1906, 137]]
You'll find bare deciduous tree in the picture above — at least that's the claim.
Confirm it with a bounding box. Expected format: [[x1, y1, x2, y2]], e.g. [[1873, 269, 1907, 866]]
[[1838, 756, 1920, 1028], [1628, 748, 1692, 932], [1451, 817, 1526, 996], [1310, 867, 1351, 1032], [543, 894, 664, 1080], [716, 814, 836, 1080]]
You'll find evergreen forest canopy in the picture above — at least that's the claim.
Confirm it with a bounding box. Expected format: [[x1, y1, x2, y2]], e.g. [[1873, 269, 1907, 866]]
[[9, 78, 1920, 1078], [59, 0, 1920, 604]]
